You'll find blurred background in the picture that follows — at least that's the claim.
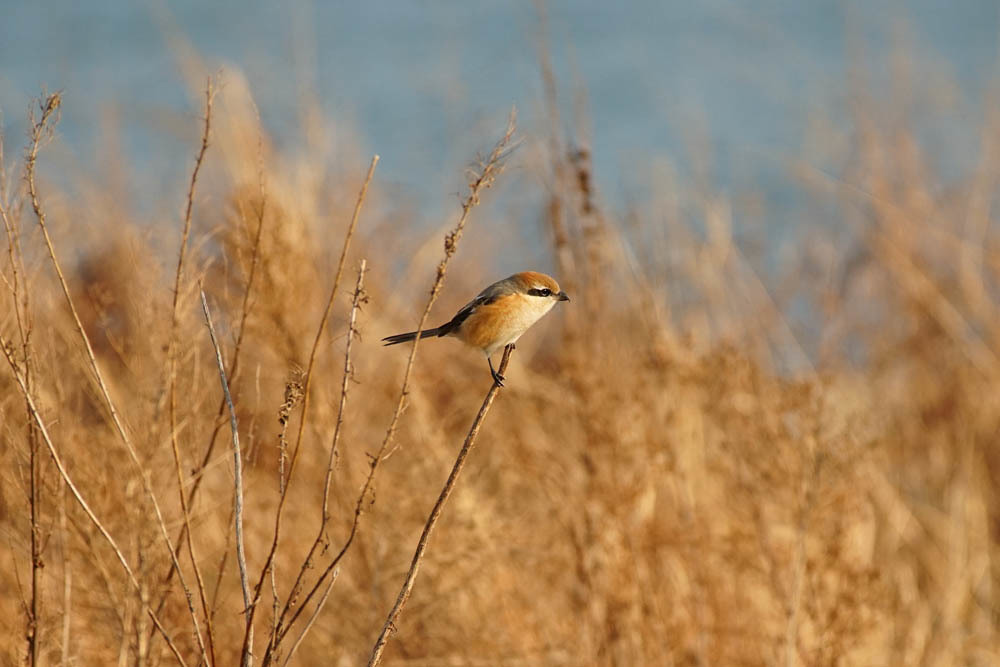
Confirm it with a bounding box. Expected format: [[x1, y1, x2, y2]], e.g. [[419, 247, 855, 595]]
[[3, 1, 997, 233], [2, 2, 1000, 665]]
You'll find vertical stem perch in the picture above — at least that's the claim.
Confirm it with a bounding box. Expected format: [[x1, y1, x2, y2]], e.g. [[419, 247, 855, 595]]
[[200, 290, 253, 665], [367, 345, 515, 667]]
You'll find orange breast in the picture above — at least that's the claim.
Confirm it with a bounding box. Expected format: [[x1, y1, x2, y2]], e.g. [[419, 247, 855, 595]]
[[457, 300, 512, 350], [454, 293, 555, 355]]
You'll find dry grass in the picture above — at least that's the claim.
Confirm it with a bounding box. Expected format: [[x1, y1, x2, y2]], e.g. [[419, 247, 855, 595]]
[[1, 51, 999, 667]]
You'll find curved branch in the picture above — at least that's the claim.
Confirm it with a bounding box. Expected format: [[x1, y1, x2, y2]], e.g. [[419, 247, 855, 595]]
[[367, 345, 515, 667]]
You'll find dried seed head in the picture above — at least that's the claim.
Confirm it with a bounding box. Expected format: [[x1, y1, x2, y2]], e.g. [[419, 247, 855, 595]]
[[278, 373, 305, 426]]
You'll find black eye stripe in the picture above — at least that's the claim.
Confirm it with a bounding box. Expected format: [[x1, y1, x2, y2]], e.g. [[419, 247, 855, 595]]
[[527, 287, 553, 297]]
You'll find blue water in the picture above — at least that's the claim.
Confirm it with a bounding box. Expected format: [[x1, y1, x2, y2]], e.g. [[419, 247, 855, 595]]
[[1, 1, 997, 222]]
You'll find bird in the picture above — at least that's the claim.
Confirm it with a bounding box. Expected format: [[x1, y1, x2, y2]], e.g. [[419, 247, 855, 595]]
[[383, 271, 570, 386]]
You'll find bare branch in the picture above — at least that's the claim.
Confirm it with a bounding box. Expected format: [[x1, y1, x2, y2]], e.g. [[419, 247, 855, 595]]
[[1, 111, 41, 667], [167, 77, 217, 666], [322, 260, 367, 520], [281, 569, 339, 667], [269, 260, 366, 659], [288, 155, 380, 482], [200, 289, 253, 667], [367, 344, 514, 667], [156, 93, 269, 624], [0, 332, 188, 667], [244, 154, 379, 662], [25, 91, 209, 664]]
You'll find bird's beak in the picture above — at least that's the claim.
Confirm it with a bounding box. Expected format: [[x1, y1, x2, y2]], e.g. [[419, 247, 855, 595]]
[[557, 291, 570, 302]]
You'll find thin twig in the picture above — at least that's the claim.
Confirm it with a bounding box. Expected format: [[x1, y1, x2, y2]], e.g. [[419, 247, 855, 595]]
[[270, 111, 517, 657], [0, 123, 32, 356], [281, 568, 339, 667], [367, 345, 514, 666], [167, 78, 217, 666], [242, 155, 378, 662], [287, 155, 379, 481], [0, 204, 43, 667], [58, 481, 72, 666], [25, 92, 210, 664], [3, 98, 41, 667], [0, 333, 188, 667], [209, 501, 236, 622], [267, 260, 366, 661], [200, 289, 253, 667], [323, 261, 367, 520], [156, 102, 270, 621], [27, 374, 41, 667]]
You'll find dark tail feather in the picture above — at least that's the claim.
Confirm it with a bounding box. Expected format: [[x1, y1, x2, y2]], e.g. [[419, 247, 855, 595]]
[[382, 324, 450, 346]]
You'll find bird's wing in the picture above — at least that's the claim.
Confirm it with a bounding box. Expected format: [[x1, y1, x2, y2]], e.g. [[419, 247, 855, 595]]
[[442, 280, 515, 333], [444, 294, 496, 332]]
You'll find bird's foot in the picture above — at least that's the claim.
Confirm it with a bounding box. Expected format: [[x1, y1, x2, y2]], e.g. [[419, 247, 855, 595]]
[[491, 369, 505, 387]]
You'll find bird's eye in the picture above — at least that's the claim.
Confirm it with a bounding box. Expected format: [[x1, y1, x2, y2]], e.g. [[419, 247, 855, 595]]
[[529, 287, 552, 297], [540, 288, 552, 297]]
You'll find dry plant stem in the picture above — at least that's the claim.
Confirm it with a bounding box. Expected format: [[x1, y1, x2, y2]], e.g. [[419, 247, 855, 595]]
[[27, 396, 41, 667], [167, 79, 217, 666], [269, 563, 280, 665], [0, 337, 188, 667], [0, 132, 32, 356], [3, 104, 41, 667], [265, 261, 366, 663], [0, 158, 33, 367], [6, 194, 42, 664], [368, 345, 514, 667], [200, 289, 253, 667], [224, 118, 271, 412], [26, 92, 209, 665], [59, 482, 72, 665], [241, 155, 378, 660], [281, 569, 338, 667], [287, 155, 379, 479], [158, 124, 270, 616], [323, 262, 367, 520], [269, 115, 517, 654], [282, 255, 366, 599], [209, 502, 236, 619]]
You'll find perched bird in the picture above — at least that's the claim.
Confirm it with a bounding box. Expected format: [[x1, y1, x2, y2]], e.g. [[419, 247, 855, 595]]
[[383, 271, 570, 385]]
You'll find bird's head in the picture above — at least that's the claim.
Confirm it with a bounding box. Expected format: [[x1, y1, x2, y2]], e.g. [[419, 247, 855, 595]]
[[511, 271, 570, 302]]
